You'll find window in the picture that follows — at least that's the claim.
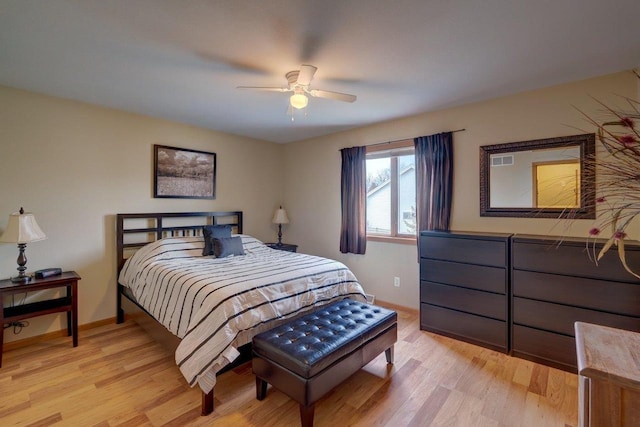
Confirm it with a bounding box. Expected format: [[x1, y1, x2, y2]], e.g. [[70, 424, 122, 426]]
[[366, 140, 416, 241]]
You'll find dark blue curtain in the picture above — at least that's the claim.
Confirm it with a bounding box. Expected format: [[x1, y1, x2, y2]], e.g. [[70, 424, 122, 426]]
[[340, 146, 367, 254], [414, 132, 453, 232]]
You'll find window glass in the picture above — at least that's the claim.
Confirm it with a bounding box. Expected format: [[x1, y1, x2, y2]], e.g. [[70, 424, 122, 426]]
[[366, 157, 391, 234], [365, 142, 416, 239], [397, 154, 416, 235]]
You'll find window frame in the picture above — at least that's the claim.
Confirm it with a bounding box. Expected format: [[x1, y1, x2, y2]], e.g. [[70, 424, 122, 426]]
[[366, 139, 416, 245]]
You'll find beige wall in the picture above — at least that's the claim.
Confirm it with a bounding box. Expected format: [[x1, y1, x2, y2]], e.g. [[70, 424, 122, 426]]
[[2, 70, 636, 342], [283, 71, 639, 309], [0, 86, 283, 343]]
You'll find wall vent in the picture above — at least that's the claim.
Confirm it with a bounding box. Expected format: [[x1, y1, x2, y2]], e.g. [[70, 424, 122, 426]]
[[491, 155, 514, 167]]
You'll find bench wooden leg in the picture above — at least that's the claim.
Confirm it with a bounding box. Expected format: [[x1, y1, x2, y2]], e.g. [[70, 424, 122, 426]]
[[202, 389, 214, 415], [300, 404, 315, 427], [256, 377, 268, 400], [385, 345, 394, 364]]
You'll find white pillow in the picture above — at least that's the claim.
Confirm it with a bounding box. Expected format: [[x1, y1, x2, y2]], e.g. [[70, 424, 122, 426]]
[[237, 234, 270, 254], [119, 236, 205, 286]]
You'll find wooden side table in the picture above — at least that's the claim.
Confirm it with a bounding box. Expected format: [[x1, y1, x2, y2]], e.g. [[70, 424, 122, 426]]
[[0, 271, 81, 367], [575, 322, 640, 427], [265, 243, 298, 253]]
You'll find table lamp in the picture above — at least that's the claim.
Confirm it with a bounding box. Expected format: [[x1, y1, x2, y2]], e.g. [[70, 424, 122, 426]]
[[272, 206, 289, 246], [0, 207, 47, 283]]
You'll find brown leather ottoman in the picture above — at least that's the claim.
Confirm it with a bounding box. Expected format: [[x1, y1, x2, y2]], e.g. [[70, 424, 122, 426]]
[[252, 298, 397, 427]]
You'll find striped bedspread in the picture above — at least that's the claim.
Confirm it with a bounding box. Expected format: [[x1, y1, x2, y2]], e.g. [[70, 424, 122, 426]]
[[118, 235, 366, 393]]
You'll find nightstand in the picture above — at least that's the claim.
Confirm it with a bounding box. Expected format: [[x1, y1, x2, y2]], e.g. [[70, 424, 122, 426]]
[[0, 271, 81, 367], [265, 243, 298, 253]]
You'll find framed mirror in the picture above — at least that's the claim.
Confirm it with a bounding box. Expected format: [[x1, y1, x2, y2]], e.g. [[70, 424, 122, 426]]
[[479, 133, 595, 218]]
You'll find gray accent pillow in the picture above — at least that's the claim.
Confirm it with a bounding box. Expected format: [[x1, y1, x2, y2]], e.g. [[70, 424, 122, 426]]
[[213, 236, 245, 258], [202, 225, 232, 256]]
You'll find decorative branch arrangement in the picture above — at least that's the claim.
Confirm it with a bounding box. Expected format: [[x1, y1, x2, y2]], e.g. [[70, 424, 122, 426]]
[[580, 70, 640, 278]]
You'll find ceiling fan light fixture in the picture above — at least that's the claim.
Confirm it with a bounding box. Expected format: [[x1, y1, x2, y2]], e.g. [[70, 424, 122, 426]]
[[238, 64, 356, 114], [290, 92, 308, 109]]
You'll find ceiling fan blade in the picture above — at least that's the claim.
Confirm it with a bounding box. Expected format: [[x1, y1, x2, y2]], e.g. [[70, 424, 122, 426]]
[[296, 64, 317, 86], [236, 86, 291, 92], [309, 89, 357, 103]]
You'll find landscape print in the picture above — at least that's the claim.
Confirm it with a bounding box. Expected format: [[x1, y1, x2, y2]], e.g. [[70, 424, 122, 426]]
[[154, 145, 216, 199]]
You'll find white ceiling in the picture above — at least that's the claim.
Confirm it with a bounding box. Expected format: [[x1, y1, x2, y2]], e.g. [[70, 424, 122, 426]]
[[1, 0, 639, 144]]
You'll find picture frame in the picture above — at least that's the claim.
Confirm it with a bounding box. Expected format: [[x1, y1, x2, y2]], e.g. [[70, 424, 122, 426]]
[[154, 145, 216, 199]]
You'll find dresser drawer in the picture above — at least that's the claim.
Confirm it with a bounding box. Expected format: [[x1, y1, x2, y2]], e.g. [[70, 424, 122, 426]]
[[420, 259, 506, 294], [513, 270, 640, 316], [420, 281, 506, 320], [512, 238, 640, 283], [513, 297, 640, 336], [420, 233, 509, 267], [512, 324, 577, 371], [420, 303, 507, 351]]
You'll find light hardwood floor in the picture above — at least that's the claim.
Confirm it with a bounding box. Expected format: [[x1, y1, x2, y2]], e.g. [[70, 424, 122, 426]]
[[0, 307, 578, 426]]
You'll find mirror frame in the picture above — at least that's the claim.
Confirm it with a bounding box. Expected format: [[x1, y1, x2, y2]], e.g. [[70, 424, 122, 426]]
[[479, 133, 596, 218]]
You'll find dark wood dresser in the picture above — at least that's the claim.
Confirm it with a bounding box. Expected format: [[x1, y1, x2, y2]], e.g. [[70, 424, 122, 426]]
[[419, 230, 512, 353], [511, 235, 640, 372]]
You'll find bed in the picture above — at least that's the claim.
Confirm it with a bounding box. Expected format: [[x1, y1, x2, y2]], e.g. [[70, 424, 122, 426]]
[[116, 211, 366, 415]]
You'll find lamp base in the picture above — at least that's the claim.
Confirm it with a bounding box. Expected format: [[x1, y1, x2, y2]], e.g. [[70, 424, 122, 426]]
[[277, 224, 283, 246], [11, 274, 31, 283], [12, 242, 31, 283]]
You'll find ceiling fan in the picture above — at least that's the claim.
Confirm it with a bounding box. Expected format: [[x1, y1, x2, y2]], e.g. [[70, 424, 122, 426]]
[[237, 64, 357, 111]]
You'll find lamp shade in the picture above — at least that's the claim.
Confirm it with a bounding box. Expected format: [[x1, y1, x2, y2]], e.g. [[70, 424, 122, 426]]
[[0, 209, 47, 244], [272, 207, 289, 225]]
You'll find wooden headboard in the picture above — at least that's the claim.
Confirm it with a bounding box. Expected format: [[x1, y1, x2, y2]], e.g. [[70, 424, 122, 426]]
[[116, 211, 243, 274]]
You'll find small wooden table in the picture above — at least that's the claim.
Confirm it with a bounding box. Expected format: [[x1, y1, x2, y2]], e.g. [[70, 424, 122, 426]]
[[0, 271, 80, 367], [575, 322, 640, 427]]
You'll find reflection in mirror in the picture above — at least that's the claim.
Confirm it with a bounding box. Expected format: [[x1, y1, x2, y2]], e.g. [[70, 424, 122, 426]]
[[480, 134, 595, 218], [490, 146, 580, 208]]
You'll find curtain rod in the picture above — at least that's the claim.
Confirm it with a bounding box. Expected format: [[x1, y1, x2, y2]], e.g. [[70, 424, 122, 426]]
[[364, 128, 466, 148]]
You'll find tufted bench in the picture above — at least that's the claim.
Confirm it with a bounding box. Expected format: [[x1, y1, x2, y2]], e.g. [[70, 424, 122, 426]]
[[252, 298, 397, 427]]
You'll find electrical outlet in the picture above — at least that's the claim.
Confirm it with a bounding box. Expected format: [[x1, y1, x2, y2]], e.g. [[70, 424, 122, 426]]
[[393, 277, 400, 287]]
